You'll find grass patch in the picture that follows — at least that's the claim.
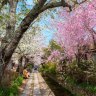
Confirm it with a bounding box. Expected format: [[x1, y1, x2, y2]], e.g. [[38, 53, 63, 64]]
[[65, 76, 96, 94], [64, 75, 96, 94], [78, 82, 96, 93]]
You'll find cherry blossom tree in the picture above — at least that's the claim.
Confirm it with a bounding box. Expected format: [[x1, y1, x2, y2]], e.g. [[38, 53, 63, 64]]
[[54, 0, 96, 58]]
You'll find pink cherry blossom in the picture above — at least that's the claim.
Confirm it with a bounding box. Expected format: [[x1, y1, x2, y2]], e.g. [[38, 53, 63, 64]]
[[47, 50, 60, 61], [53, 0, 96, 58]]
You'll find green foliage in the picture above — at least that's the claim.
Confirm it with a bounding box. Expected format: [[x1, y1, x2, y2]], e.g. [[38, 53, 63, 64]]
[[60, 59, 96, 93], [0, 76, 23, 96], [79, 60, 93, 71], [68, 59, 77, 69], [65, 76, 76, 85], [79, 83, 96, 93], [12, 75, 23, 86], [27, 63, 34, 69], [43, 48, 51, 57], [69, 58, 93, 72], [0, 15, 3, 21], [25, 63, 34, 72], [40, 62, 56, 75], [49, 40, 61, 51], [43, 40, 61, 57]]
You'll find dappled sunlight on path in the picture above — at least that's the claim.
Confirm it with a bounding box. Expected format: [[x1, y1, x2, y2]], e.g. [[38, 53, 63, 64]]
[[20, 73, 33, 96], [33, 71, 55, 96], [20, 70, 55, 96], [33, 72, 41, 96]]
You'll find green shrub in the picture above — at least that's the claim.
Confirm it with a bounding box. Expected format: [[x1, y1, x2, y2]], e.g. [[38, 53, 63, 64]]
[[48, 63, 56, 74], [0, 75, 23, 96], [39, 62, 56, 75], [79, 60, 93, 71], [14, 76, 23, 86], [79, 83, 96, 93], [10, 83, 18, 95]]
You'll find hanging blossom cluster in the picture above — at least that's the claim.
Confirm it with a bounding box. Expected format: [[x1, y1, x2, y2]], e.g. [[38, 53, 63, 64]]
[[54, 0, 96, 58]]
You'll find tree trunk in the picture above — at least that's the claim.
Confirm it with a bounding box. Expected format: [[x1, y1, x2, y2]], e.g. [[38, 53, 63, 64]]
[[2, 0, 17, 46], [0, 0, 17, 85], [0, 0, 47, 84], [0, 52, 9, 85], [91, 32, 96, 49], [17, 56, 23, 74], [3, 0, 47, 66]]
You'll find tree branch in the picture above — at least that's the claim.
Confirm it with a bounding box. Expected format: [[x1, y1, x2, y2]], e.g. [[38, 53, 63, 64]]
[[41, 0, 87, 12], [72, 0, 87, 5], [4, 0, 87, 63], [4, 0, 47, 61], [41, 1, 72, 12]]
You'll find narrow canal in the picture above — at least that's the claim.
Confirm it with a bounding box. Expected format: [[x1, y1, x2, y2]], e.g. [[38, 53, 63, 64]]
[[43, 76, 75, 96]]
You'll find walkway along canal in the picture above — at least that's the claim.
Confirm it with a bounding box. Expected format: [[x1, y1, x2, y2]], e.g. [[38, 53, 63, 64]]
[[20, 70, 55, 96]]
